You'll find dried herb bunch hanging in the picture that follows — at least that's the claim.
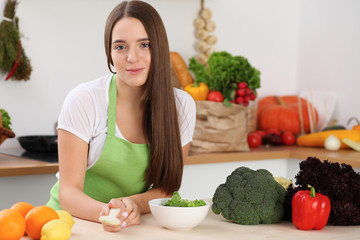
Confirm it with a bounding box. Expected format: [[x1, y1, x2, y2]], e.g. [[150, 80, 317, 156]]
[[0, 0, 32, 81]]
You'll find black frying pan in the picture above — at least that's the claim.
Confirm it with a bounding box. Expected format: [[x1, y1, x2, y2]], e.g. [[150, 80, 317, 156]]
[[18, 135, 58, 153]]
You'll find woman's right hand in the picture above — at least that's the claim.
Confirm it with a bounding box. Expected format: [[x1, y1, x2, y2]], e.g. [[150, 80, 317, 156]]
[[100, 198, 140, 232]]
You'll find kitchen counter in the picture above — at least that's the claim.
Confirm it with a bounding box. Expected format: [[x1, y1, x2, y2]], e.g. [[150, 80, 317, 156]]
[[0, 152, 58, 177], [5, 148, 360, 239], [1, 146, 360, 177], [20, 205, 360, 240]]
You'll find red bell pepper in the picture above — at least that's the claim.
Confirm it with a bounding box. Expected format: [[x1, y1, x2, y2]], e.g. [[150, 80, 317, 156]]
[[5, 41, 22, 81], [292, 186, 331, 230]]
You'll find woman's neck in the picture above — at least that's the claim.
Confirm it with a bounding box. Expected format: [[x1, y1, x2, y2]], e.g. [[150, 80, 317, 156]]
[[116, 79, 145, 110]]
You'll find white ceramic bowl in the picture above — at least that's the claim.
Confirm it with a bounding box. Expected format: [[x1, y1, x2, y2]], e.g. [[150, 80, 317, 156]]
[[149, 198, 210, 230]]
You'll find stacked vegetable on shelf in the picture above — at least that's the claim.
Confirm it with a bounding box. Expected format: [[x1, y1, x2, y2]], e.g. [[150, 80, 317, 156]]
[[257, 96, 318, 135], [169, 50, 261, 107], [187, 51, 261, 107], [250, 94, 360, 152], [247, 128, 297, 148], [296, 117, 360, 151]]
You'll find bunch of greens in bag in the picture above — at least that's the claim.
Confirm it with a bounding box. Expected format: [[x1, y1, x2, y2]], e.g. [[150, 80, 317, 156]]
[[189, 51, 260, 106]]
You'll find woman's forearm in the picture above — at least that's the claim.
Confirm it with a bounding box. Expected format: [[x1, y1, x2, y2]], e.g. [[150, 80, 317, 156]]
[[129, 188, 171, 214], [59, 187, 107, 223]]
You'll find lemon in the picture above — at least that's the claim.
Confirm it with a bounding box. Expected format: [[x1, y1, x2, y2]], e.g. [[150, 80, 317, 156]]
[[41, 219, 71, 240], [56, 210, 75, 229]]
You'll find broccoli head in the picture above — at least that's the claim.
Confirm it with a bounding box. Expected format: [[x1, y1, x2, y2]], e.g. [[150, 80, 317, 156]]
[[212, 167, 286, 225]]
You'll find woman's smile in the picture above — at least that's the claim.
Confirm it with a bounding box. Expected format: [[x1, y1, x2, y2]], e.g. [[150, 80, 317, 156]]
[[126, 67, 145, 75]]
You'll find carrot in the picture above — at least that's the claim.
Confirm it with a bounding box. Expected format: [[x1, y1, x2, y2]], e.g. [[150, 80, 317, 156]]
[[296, 129, 360, 148]]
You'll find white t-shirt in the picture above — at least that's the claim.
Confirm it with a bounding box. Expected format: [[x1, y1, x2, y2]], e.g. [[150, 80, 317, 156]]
[[57, 74, 196, 170]]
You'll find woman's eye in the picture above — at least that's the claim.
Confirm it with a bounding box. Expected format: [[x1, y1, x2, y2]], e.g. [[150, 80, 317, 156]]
[[115, 45, 125, 50], [141, 42, 150, 48]]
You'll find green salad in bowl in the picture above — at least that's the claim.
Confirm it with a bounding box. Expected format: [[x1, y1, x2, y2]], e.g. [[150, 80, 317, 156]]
[[162, 192, 206, 207], [149, 192, 210, 230]]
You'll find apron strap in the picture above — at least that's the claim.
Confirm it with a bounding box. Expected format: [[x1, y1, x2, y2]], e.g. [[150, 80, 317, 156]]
[[107, 74, 117, 136]]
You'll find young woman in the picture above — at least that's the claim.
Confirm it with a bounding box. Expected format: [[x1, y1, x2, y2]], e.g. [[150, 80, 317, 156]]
[[46, 0, 196, 232]]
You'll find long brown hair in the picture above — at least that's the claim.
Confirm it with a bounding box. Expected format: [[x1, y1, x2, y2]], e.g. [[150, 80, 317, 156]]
[[104, 0, 183, 194]]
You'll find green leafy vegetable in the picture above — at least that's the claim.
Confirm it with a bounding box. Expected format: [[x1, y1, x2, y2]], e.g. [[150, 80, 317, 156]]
[[212, 166, 286, 225], [163, 192, 206, 207], [0, 109, 13, 130], [188, 57, 209, 84], [188, 51, 261, 102]]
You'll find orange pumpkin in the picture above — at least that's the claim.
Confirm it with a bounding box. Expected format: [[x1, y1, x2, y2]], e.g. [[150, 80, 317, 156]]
[[257, 96, 318, 135]]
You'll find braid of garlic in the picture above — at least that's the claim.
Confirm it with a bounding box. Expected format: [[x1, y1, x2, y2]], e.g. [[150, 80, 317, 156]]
[[193, 0, 217, 66]]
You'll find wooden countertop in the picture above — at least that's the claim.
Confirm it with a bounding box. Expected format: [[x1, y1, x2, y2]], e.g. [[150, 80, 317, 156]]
[[0, 153, 59, 177], [1, 146, 360, 177], [186, 146, 360, 168], [20, 205, 360, 240]]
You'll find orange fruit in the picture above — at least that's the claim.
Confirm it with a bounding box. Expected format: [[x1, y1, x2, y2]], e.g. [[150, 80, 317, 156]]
[[25, 206, 59, 239], [0, 208, 26, 240], [10, 202, 34, 218]]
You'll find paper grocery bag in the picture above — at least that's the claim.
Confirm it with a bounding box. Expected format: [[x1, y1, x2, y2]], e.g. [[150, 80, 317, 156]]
[[190, 101, 250, 153]]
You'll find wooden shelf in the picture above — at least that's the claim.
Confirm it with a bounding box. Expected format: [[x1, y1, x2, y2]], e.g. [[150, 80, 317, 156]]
[[187, 146, 360, 168]]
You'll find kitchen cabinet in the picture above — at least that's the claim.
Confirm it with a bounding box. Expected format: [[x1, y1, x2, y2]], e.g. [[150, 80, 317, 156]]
[[0, 174, 57, 209], [1, 146, 360, 209]]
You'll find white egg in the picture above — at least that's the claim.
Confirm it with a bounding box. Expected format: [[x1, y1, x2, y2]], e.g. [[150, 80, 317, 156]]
[[324, 135, 341, 151]]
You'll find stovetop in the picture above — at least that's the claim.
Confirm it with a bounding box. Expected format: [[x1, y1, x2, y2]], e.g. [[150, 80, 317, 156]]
[[0, 147, 58, 163]]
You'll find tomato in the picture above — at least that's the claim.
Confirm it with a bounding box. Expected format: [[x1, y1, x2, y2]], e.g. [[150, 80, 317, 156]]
[[207, 91, 224, 102], [247, 132, 262, 148], [255, 130, 266, 138], [281, 130, 296, 145]]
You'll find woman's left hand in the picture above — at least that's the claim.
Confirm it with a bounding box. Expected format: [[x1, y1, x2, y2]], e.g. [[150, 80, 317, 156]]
[[100, 197, 141, 232]]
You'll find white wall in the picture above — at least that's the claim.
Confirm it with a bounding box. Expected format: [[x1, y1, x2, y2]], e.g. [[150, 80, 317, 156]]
[[296, 0, 360, 127], [0, 0, 359, 149], [180, 159, 296, 199]]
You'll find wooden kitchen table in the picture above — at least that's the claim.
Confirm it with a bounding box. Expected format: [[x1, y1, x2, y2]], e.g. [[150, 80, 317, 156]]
[[21, 205, 360, 240]]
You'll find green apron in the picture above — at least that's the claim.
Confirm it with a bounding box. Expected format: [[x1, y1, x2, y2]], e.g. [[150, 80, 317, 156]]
[[47, 75, 150, 209]]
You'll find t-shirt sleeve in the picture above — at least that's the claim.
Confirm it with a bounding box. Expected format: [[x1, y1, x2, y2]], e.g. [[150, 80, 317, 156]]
[[57, 85, 96, 143], [175, 89, 196, 147]]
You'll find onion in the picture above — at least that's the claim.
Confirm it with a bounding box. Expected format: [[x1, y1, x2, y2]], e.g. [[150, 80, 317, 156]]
[[324, 135, 341, 151]]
